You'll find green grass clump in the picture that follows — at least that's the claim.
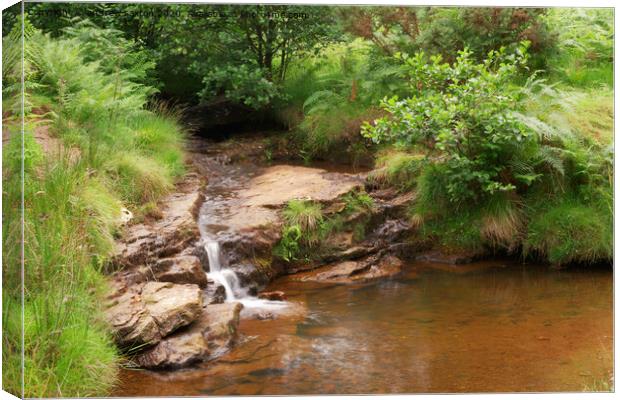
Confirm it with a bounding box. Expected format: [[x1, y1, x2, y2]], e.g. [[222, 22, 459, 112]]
[[368, 150, 424, 191], [282, 199, 324, 244], [3, 153, 120, 397], [524, 196, 612, 265], [130, 111, 187, 178], [274, 192, 376, 262], [106, 152, 174, 205]]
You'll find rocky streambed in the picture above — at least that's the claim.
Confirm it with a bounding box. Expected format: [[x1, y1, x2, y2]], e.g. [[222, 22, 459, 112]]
[[107, 134, 612, 395], [105, 134, 420, 369]]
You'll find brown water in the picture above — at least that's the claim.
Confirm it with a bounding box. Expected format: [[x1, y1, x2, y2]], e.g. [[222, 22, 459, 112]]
[[115, 259, 612, 395]]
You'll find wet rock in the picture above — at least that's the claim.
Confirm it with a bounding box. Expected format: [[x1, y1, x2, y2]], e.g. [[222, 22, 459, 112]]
[[152, 255, 208, 288], [258, 291, 287, 301], [204, 302, 244, 356], [256, 311, 275, 320], [133, 325, 210, 369], [132, 302, 244, 369], [371, 219, 413, 242], [113, 173, 203, 268], [106, 282, 203, 347], [308, 254, 403, 284], [321, 245, 377, 264], [358, 255, 403, 281], [206, 282, 226, 304]]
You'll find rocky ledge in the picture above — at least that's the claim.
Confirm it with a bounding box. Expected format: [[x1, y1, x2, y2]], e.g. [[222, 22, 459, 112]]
[[105, 144, 422, 371], [106, 171, 244, 369]]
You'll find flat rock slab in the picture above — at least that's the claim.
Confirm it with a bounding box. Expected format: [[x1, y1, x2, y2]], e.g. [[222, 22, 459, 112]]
[[238, 165, 363, 208], [305, 254, 404, 284], [106, 281, 203, 347], [222, 165, 364, 231]]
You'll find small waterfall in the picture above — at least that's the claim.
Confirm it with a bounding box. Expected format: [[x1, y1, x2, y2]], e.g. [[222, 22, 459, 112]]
[[204, 239, 288, 312], [205, 240, 245, 301]]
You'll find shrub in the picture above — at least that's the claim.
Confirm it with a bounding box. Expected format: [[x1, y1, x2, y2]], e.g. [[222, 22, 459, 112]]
[[363, 44, 534, 204]]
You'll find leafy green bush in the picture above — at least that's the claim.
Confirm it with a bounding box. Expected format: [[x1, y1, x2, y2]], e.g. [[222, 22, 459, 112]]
[[363, 44, 533, 203], [199, 64, 280, 109]]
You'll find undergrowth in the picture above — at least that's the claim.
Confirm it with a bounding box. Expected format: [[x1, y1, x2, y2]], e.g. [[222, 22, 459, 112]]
[[273, 191, 374, 262], [2, 18, 186, 397]]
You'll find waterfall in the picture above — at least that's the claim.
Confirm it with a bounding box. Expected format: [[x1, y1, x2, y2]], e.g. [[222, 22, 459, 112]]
[[203, 239, 288, 311], [205, 240, 246, 301]]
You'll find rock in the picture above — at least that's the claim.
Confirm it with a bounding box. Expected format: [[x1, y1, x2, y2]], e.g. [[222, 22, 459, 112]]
[[206, 283, 226, 304], [133, 324, 210, 369], [371, 219, 413, 242], [113, 173, 203, 268], [142, 282, 203, 337], [106, 288, 161, 347], [152, 255, 208, 288], [106, 282, 203, 347], [204, 302, 243, 356], [258, 291, 287, 301], [321, 245, 377, 263], [315, 261, 362, 281], [256, 311, 275, 320], [358, 255, 403, 281], [308, 254, 403, 284], [119, 207, 133, 224], [237, 165, 364, 209], [129, 301, 244, 369]]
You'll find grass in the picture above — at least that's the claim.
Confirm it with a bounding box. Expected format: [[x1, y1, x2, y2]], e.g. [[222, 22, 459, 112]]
[[274, 192, 375, 262], [524, 196, 612, 265], [2, 21, 187, 397], [367, 149, 424, 191]]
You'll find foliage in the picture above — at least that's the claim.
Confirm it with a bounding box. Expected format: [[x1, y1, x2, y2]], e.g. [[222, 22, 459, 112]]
[[363, 45, 533, 203], [62, 19, 157, 87], [199, 64, 279, 109], [2, 20, 186, 397], [340, 7, 556, 69], [545, 8, 613, 87], [274, 192, 374, 262], [368, 150, 424, 191]]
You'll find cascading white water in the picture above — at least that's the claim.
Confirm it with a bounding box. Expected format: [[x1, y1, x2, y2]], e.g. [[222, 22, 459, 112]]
[[205, 240, 245, 301], [204, 239, 288, 312]]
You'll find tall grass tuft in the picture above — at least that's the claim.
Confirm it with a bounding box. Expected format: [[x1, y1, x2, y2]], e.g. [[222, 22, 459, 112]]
[[2, 19, 187, 397]]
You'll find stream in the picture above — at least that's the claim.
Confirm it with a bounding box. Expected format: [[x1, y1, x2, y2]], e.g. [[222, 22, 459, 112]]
[[114, 136, 613, 395]]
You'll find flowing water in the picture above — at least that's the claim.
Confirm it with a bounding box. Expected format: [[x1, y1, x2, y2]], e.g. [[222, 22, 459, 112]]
[[114, 137, 613, 395], [194, 138, 292, 313], [116, 259, 612, 395]]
